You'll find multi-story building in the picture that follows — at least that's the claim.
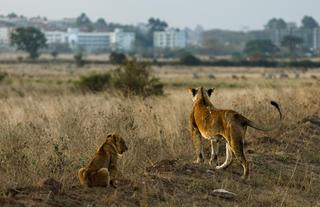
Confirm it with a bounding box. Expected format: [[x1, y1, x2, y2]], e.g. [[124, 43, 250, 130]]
[[313, 28, 320, 50], [0, 27, 11, 45], [153, 29, 186, 49], [110, 28, 135, 51], [44, 31, 67, 44], [44, 28, 135, 52], [77, 32, 110, 52], [267, 23, 315, 50]]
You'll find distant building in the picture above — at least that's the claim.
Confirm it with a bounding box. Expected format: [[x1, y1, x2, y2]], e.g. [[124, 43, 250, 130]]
[[110, 29, 135, 51], [184, 25, 204, 46], [136, 22, 149, 34], [77, 32, 111, 52], [43, 28, 135, 52], [313, 28, 320, 50], [153, 29, 186, 49], [0, 27, 10, 45], [44, 31, 67, 44], [267, 23, 315, 50]]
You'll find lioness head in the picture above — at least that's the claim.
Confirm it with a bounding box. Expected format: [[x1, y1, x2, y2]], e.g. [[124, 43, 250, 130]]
[[107, 133, 128, 154], [189, 87, 215, 102]]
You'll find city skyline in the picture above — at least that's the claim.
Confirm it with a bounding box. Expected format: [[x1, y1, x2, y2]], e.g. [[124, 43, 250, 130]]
[[1, 0, 320, 31]]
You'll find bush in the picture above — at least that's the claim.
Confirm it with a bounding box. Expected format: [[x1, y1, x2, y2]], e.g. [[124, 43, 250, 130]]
[[180, 52, 201, 66], [110, 52, 126, 64], [74, 72, 112, 92], [51, 51, 59, 59], [74, 53, 85, 67], [0, 71, 8, 82], [113, 58, 163, 97]]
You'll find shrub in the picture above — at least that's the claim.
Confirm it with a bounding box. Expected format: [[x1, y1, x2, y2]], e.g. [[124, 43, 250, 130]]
[[113, 58, 163, 97], [0, 71, 8, 82], [51, 51, 59, 59], [180, 52, 201, 66], [110, 52, 126, 64], [74, 53, 85, 67], [17, 56, 23, 62], [74, 72, 112, 92]]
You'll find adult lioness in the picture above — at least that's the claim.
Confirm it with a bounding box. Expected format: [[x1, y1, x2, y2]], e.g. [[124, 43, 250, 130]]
[[189, 87, 282, 179], [78, 133, 128, 187]]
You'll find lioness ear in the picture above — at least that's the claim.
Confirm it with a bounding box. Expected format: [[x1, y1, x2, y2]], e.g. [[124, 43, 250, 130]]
[[189, 88, 198, 97], [207, 88, 215, 97]]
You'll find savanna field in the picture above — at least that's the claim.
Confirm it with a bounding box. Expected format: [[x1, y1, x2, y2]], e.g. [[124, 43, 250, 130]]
[[0, 55, 320, 206]]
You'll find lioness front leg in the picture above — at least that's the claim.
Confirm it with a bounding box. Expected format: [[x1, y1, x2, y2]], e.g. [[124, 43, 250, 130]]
[[191, 127, 204, 163]]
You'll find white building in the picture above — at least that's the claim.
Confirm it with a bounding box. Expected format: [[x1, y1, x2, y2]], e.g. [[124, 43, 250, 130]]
[[44, 28, 135, 52], [153, 29, 186, 49], [110, 28, 135, 51], [0, 27, 11, 45], [77, 32, 110, 52], [313, 28, 320, 51], [44, 31, 67, 44]]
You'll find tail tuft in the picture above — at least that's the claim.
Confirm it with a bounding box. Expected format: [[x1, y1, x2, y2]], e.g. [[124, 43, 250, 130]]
[[270, 101, 280, 110]]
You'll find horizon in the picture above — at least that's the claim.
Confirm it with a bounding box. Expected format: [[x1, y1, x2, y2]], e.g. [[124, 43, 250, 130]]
[[1, 0, 320, 31]]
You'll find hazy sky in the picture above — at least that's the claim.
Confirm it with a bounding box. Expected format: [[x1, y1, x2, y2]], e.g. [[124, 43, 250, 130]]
[[1, 0, 320, 31]]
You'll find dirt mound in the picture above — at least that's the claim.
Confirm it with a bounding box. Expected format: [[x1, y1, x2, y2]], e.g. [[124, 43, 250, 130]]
[[0, 177, 139, 207], [145, 159, 179, 173]]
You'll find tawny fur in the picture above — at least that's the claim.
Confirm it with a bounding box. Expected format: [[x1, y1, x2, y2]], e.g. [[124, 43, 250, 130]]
[[189, 87, 282, 179], [78, 133, 128, 187]]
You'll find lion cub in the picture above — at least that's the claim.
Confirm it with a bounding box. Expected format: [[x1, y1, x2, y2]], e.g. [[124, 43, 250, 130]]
[[189, 87, 282, 179], [78, 133, 128, 187]]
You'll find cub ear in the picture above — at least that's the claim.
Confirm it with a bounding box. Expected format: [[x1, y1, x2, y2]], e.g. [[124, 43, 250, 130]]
[[111, 134, 118, 143], [207, 88, 215, 97], [189, 88, 198, 96]]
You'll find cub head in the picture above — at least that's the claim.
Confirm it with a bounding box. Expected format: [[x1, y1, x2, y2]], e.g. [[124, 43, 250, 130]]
[[189, 87, 215, 102], [107, 133, 128, 154]]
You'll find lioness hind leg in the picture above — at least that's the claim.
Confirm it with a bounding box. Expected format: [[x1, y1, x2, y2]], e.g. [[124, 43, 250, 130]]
[[216, 143, 233, 170], [91, 168, 110, 187], [230, 140, 249, 179]]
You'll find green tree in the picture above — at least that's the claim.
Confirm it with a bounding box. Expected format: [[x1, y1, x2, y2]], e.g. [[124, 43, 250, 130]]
[[301, 16, 319, 29], [147, 18, 168, 46], [7, 12, 18, 19], [10, 27, 47, 59], [148, 18, 168, 32], [201, 37, 230, 55], [244, 39, 278, 58], [76, 13, 93, 32], [281, 35, 303, 56], [94, 18, 108, 31], [265, 18, 287, 30]]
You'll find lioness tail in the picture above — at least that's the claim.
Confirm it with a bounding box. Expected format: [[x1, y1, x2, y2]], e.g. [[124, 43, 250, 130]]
[[245, 101, 282, 131]]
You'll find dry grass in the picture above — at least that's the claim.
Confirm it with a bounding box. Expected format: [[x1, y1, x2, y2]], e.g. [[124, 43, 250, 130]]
[[0, 86, 319, 206], [0, 63, 319, 206]]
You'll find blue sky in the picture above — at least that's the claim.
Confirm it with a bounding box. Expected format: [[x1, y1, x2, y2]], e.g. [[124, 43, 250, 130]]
[[1, 0, 320, 30]]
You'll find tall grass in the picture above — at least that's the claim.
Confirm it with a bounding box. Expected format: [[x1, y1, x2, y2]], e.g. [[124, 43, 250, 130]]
[[0, 87, 319, 194]]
